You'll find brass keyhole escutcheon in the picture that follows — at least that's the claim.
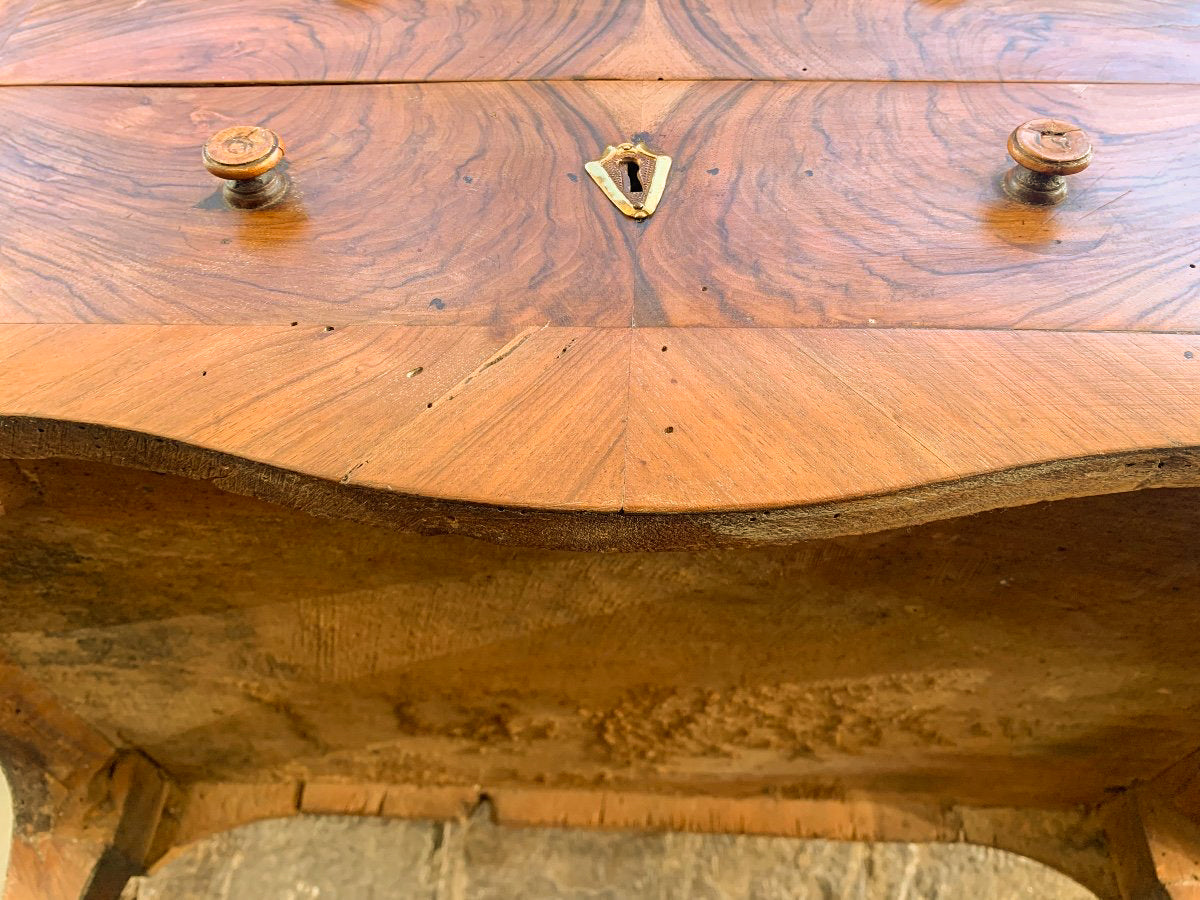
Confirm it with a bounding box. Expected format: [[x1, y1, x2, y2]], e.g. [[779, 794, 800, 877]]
[[585, 141, 672, 219]]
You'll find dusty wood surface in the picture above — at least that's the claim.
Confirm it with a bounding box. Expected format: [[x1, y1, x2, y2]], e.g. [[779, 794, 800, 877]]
[[2, 459, 1200, 898], [0, 0, 1196, 85], [0, 661, 115, 900]]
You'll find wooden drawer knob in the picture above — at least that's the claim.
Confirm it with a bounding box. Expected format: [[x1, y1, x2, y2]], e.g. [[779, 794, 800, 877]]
[[1002, 118, 1093, 206], [202, 125, 288, 209]]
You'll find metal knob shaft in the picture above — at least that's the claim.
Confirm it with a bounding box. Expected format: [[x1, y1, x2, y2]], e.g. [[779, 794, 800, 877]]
[[1002, 118, 1092, 206], [203, 125, 288, 209]]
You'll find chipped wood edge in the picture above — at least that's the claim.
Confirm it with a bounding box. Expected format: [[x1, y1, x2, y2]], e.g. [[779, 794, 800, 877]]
[[1, 415, 1198, 551]]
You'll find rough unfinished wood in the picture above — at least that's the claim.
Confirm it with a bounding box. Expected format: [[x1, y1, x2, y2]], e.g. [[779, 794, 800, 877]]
[[0, 0, 1196, 85], [3, 460, 1200, 809], [4, 459, 1200, 896], [1102, 750, 1200, 900], [0, 661, 175, 900]]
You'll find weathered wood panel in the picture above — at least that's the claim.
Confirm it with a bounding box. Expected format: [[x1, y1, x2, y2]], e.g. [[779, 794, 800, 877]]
[[0, 0, 1196, 85], [0, 661, 174, 900], [2, 458, 1199, 833]]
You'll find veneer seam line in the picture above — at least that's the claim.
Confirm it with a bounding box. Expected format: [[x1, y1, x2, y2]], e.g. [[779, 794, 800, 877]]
[[618, 328, 634, 512], [785, 338, 960, 474], [3, 324, 1198, 337], [0, 78, 1196, 89]]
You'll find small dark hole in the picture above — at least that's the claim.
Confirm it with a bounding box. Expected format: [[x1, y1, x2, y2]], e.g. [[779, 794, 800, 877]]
[[324, 325, 335, 332], [661, 346, 668, 352], [623, 158, 643, 193], [701, 286, 708, 292], [1191, 264, 1197, 269], [201, 371, 207, 376], [290, 321, 298, 326], [664, 426, 674, 433], [427, 402, 433, 408]]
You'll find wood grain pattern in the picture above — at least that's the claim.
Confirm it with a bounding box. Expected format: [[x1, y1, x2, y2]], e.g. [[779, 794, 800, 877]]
[[2, 79, 1198, 523], [640, 81, 1200, 329], [3, 4, 1198, 897], [0, 324, 628, 512], [0, 0, 1197, 85], [0, 83, 636, 328], [1, 324, 1198, 520], [1, 82, 1198, 330], [627, 328, 1200, 511], [0, 0, 34, 61]]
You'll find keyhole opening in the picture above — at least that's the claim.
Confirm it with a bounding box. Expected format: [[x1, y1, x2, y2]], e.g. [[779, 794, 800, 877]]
[[623, 158, 643, 193]]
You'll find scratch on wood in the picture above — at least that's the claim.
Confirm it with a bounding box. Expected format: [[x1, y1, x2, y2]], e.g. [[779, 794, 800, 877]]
[[1078, 189, 1131, 221], [425, 323, 547, 411]]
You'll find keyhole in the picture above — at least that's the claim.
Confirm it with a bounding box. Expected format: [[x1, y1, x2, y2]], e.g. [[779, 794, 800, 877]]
[[623, 158, 643, 193]]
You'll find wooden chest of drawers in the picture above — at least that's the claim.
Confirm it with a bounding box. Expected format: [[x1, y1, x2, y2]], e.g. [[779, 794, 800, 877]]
[[1, 3, 1199, 897]]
